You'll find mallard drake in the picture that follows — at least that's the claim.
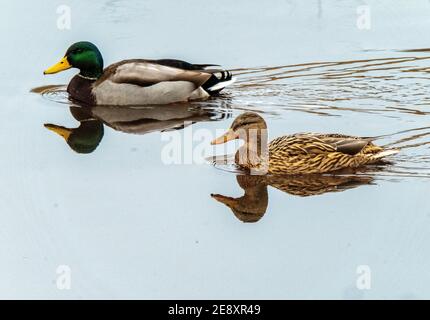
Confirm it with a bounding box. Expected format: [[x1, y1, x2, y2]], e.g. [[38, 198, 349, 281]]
[[211, 112, 399, 175], [43, 41, 235, 106]]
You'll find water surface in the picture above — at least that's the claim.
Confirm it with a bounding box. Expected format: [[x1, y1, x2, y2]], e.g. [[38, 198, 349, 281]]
[[2, 0, 430, 299]]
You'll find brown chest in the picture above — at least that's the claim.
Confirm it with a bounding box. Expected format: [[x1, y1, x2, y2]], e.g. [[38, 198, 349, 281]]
[[67, 75, 96, 105]]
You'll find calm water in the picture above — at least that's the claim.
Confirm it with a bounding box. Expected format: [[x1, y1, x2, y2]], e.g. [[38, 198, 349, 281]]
[[2, 0, 430, 299]]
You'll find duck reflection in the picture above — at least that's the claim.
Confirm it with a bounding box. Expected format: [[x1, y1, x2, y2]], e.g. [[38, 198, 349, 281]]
[[44, 103, 231, 153], [45, 107, 104, 154], [90, 103, 229, 134], [211, 174, 374, 223]]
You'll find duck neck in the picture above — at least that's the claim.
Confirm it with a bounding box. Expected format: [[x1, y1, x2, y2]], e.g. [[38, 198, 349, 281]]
[[238, 175, 268, 200], [78, 55, 103, 79], [79, 66, 103, 80], [236, 128, 269, 173]]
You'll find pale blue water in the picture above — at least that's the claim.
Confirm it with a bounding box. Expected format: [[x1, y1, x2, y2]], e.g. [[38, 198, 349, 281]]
[[1, 0, 430, 299]]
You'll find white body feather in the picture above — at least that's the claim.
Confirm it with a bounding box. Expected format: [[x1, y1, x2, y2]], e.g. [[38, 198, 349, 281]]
[[93, 80, 209, 105]]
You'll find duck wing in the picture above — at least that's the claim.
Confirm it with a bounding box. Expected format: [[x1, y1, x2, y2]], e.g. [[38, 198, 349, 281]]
[[96, 59, 213, 88], [145, 59, 221, 71], [269, 133, 373, 156]]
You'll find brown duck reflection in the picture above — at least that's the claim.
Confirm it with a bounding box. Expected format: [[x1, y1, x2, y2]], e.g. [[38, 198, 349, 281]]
[[211, 173, 374, 223], [44, 103, 230, 153]]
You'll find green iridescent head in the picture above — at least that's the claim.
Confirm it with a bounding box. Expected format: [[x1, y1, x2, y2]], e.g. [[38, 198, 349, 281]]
[[44, 41, 104, 78]]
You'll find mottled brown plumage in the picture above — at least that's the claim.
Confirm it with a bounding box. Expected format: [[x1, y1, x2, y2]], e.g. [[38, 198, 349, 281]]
[[211, 174, 375, 223], [211, 112, 399, 175]]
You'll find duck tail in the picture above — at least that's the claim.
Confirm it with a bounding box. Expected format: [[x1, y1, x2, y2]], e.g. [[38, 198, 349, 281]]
[[369, 148, 400, 162], [200, 68, 236, 95]]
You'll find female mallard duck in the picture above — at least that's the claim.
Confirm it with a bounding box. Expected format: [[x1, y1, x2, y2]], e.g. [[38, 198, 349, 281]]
[[211, 112, 399, 175], [43, 41, 235, 106]]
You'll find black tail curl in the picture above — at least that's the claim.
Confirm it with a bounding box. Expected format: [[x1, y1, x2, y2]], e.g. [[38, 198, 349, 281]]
[[202, 70, 233, 95]]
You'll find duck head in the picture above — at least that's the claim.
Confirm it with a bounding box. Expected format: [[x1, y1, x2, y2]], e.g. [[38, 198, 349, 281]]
[[211, 112, 267, 145], [44, 41, 104, 79], [211, 112, 269, 173]]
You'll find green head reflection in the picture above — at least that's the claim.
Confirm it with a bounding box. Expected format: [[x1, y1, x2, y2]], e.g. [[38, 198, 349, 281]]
[[44, 121, 104, 154]]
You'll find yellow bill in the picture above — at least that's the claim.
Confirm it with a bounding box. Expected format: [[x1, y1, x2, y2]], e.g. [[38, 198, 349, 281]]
[[44, 124, 72, 140], [211, 129, 238, 145], [43, 56, 72, 75]]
